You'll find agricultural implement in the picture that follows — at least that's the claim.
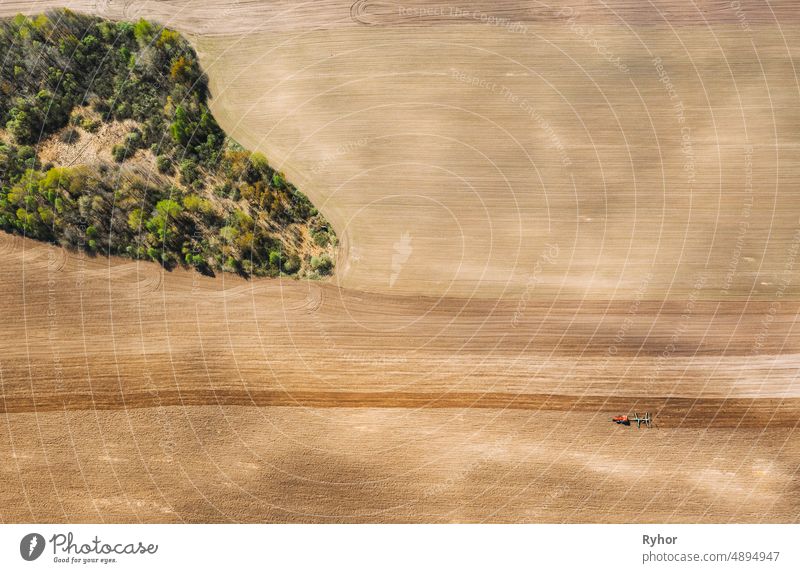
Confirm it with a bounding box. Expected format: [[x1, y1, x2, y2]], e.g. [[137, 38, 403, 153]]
[[611, 412, 653, 428]]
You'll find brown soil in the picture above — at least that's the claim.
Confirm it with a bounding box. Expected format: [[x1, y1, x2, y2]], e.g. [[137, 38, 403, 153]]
[[0, 2, 798, 523], [0, 235, 798, 522]]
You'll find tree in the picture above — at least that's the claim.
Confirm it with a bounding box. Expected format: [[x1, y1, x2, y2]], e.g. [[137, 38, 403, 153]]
[[155, 199, 182, 219], [169, 55, 197, 84], [170, 105, 190, 145], [133, 19, 154, 45], [6, 107, 36, 144]]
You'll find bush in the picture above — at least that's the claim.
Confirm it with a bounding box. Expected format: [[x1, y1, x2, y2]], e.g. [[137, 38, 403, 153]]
[[283, 255, 301, 274], [115, 102, 132, 119], [80, 117, 100, 133], [182, 194, 212, 214], [125, 130, 142, 148], [111, 144, 127, 162], [179, 159, 199, 185], [128, 208, 143, 231], [272, 172, 286, 188], [269, 250, 282, 269], [312, 230, 329, 247], [310, 254, 333, 274], [156, 154, 172, 174]]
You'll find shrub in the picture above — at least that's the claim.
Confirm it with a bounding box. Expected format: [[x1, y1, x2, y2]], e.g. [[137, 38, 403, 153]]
[[283, 255, 301, 274], [179, 159, 199, 185], [111, 144, 127, 162], [80, 117, 100, 133], [156, 154, 172, 174], [125, 130, 142, 148], [128, 208, 143, 231], [249, 152, 270, 175], [269, 250, 282, 269], [312, 230, 329, 247], [272, 172, 286, 188], [310, 254, 333, 274], [182, 194, 212, 214], [115, 102, 132, 119]]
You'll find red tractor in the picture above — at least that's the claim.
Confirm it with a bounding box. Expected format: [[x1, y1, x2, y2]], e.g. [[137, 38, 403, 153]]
[[611, 412, 652, 428]]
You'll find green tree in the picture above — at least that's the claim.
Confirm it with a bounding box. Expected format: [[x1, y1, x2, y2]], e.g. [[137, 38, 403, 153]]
[[133, 18, 154, 45], [156, 199, 182, 219]]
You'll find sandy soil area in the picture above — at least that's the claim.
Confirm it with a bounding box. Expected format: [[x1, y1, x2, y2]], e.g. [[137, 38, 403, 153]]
[[0, 1, 799, 522]]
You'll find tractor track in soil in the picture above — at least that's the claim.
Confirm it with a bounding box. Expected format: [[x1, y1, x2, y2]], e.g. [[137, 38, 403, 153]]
[[2, 389, 798, 430]]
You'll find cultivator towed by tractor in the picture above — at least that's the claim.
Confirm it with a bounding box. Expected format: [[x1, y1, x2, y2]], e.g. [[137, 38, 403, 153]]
[[611, 412, 653, 428]]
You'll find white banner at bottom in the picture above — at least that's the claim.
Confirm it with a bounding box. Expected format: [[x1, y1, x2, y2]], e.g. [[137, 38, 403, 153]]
[[1, 524, 797, 572]]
